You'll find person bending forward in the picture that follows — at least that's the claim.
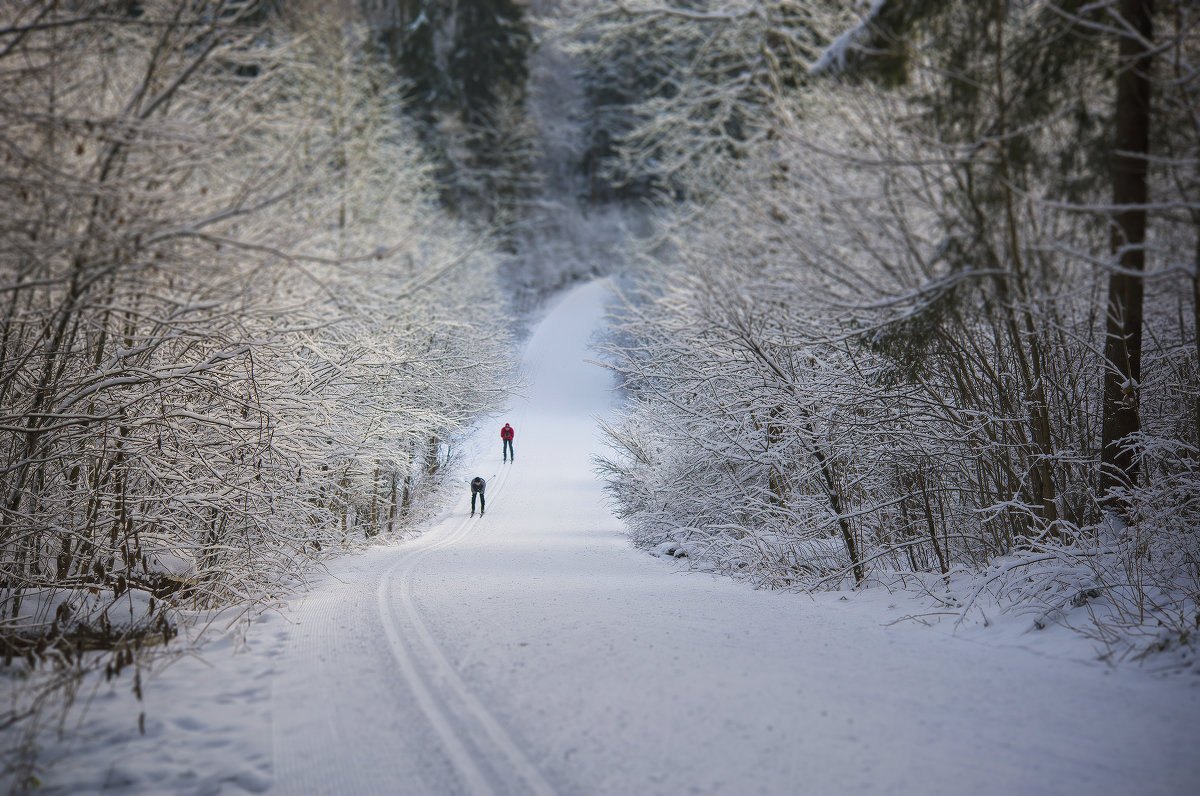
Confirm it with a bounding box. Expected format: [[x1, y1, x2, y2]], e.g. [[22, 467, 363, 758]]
[[470, 476, 486, 516]]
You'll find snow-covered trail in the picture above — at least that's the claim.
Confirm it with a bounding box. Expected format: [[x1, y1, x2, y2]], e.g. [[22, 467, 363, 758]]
[[266, 279, 1199, 795]]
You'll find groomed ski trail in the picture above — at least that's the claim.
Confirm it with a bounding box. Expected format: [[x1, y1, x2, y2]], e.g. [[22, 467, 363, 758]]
[[270, 459, 534, 796], [268, 279, 1200, 796], [375, 459, 553, 796]]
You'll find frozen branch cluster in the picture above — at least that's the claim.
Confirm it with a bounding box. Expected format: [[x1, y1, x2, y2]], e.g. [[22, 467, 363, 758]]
[[551, 0, 855, 200], [0, 0, 511, 703]]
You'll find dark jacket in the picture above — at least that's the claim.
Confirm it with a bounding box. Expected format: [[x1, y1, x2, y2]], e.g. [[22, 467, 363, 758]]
[[470, 477, 485, 494]]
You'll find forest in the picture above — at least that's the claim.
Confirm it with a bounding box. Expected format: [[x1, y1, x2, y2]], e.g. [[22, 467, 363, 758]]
[[568, 0, 1199, 658], [0, 0, 525, 750], [1, 0, 1198, 776]]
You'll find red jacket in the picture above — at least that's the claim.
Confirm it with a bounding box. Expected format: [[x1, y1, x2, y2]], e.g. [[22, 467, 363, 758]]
[[501, 424, 514, 440]]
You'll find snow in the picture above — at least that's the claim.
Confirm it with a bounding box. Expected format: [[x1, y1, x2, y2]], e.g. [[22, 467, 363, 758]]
[[809, 0, 888, 77], [9, 279, 1199, 795]]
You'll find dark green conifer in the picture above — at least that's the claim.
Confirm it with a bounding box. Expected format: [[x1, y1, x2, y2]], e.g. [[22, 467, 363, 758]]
[[449, 0, 531, 123]]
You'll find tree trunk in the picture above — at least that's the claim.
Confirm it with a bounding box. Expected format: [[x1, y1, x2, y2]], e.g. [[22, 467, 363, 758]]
[[387, 471, 399, 534], [766, 405, 788, 506], [918, 468, 949, 576], [1100, 0, 1154, 506], [1193, 233, 1200, 453], [808, 434, 864, 586], [425, 435, 440, 476]]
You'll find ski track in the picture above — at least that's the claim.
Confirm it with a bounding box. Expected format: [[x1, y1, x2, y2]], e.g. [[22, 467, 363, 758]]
[[15, 282, 1199, 796], [265, 279, 1200, 796], [380, 463, 554, 796], [269, 283, 598, 795], [272, 459, 543, 795]]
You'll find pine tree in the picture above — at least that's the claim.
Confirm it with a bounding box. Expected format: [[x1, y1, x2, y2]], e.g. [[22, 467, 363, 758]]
[[449, 0, 531, 123], [357, 0, 534, 222], [360, 0, 451, 114], [398, 0, 451, 111]]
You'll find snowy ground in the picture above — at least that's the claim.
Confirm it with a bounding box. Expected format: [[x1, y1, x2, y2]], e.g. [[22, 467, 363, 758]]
[[10, 279, 1200, 795]]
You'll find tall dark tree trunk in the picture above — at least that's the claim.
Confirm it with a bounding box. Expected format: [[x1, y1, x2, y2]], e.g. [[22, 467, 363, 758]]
[[386, 471, 399, 534], [1100, 0, 1154, 506], [1194, 244, 1200, 451]]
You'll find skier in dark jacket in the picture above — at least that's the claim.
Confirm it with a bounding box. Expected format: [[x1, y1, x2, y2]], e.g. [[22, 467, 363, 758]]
[[501, 423, 515, 462], [470, 476, 485, 516]]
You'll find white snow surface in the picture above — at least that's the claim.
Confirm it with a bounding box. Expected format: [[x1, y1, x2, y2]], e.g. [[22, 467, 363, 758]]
[[14, 279, 1200, 795]]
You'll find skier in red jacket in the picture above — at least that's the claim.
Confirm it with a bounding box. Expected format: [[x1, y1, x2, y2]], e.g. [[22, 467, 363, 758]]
[[501, 423, 515, 462]]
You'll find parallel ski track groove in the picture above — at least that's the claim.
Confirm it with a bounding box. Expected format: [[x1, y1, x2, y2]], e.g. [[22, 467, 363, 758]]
[[274, 550, 395, 794], [376, 461, 555, 795]]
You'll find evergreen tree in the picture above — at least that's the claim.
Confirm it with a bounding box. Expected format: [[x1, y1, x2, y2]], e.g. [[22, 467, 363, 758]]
[[397, 0, 452, 111], [359, 0, 452, 114], [357, 0, 534, 224], [449, 0, 532, 123]]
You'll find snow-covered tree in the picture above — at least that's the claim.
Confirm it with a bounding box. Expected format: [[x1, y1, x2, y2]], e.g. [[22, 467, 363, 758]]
[[553, 0, 851, 199], [592, 0, 1198, 643], [0, 2, 513, 753]]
